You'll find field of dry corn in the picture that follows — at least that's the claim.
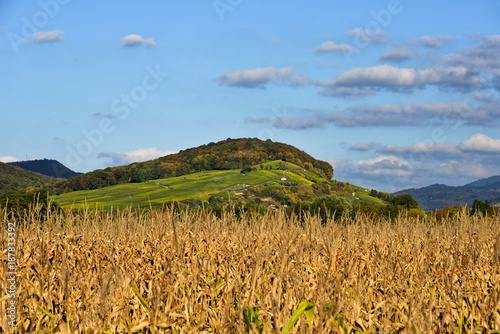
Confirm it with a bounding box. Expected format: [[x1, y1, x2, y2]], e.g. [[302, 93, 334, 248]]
[[1, 205, 500, 333]]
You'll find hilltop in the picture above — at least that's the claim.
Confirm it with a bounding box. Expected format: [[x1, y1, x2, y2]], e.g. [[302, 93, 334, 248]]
[[395, 175, 500, 210], [9, 159, 81, 179], [0, 162, 54, 195], [55, 138, 334, 193]]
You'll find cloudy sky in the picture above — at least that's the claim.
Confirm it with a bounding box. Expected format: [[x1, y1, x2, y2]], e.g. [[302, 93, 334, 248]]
[[1, 1, 499, 192]]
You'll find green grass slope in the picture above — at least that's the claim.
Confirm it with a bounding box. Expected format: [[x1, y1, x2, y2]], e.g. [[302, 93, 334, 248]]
[[350, 184, 386, 206], [53, 161, 380, 210], [53, 161, 306, 209]]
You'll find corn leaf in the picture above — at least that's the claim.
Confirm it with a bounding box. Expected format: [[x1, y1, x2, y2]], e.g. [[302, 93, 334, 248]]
[[282, 301, 314, 334], [130, 281, 150, 312]]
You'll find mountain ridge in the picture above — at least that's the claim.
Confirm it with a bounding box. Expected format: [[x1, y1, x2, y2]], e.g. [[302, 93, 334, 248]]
[[8, 159, 81, 179], [394, 175, 500, 210], [464, 175, 500, 190]]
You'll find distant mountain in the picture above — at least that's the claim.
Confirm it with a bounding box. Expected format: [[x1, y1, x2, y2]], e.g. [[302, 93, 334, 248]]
[[8, 159, 80, 179], [465, 175, 500, 190], [0, 162, 53, 195], [395, 175, 500, 211]]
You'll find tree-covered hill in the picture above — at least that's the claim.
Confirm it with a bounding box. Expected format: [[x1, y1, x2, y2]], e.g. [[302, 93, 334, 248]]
[[466, 175, 500, 190], [55, 138, 334, 193], [9, 159, 81, 179], [0, 162, 54, 195]]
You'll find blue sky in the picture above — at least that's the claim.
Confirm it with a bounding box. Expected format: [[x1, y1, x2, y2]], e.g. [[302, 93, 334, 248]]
[[1, 0, 499, 192]]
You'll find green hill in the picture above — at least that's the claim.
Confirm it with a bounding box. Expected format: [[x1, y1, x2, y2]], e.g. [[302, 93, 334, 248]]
[[0, 162, 53, 195], [54, 138, 334, 193], [52, 160, 382, 210], [51, 138, 401, 214]]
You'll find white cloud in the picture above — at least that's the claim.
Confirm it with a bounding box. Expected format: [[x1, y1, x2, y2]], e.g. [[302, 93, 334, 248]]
[[349, 143, 377, 151], [334, 153, 497, 192], [357, 154, 411, 167], [437, 160, 490, 179], [459, 133, 500, 152], [335, 132, 500, 191], [218, 37, 495, 96], [215, 36, 498, 103], [417, 34, 455, 48], [352, 155, 414, 179], [346, 28, 388, 45], [216, 66, 305, 88], [122, 34, 156, 47], [273, 116, 323, 130], [471, 91, 496, 102], [344, 101, 500, 127], [123, 148, 175, 162], [331, 156, 417, 192], [350, 102, 475, 117], [324, 64, 481, 96], [333, 64, 417, 87], [32, 30, 64, 43], [247, 98, 500, 130], [353, 134, 500, 157], [379, 47, 414, 62], [0, 156, 20, 163], [418, 66, 480, 87], [444, 34, 500, 77], [98, 148, 177, 166], [315, 41, 353, 53], [381, 142, 461, 156], [320, 86, 376, 97]]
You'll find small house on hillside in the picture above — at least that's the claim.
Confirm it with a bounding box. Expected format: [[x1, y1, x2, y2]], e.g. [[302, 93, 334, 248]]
[[281, 174, 287, 181]]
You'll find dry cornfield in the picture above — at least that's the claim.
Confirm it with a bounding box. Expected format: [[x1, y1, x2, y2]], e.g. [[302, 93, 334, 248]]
[[1, 204, 500, 333]]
